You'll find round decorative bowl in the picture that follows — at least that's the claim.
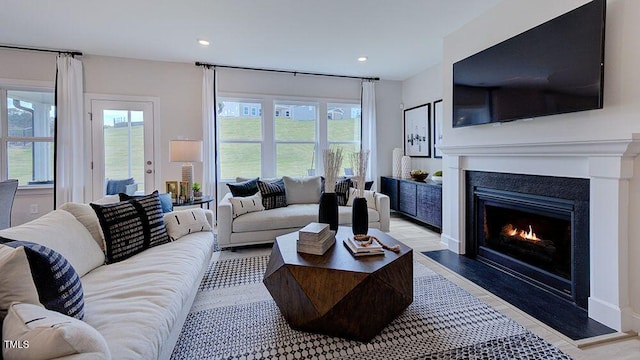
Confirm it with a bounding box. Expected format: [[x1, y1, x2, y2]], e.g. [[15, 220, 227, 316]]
[[410, 173, 429, 182], [431, 175, 443, 184]]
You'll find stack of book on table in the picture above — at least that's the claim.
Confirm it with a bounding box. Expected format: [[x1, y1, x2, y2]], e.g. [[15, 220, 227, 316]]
[[343, 236, 384, 257], [297, 222, 336, 255]]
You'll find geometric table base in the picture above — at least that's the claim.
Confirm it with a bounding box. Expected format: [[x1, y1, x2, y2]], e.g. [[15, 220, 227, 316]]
[[263, 227, 413, 341]]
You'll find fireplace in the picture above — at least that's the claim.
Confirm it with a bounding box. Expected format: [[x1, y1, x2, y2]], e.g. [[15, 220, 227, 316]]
[[466, 171, 590, 309]]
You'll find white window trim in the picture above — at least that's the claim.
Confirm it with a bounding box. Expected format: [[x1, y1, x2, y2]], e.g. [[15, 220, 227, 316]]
[[0, 79, 55, 188]]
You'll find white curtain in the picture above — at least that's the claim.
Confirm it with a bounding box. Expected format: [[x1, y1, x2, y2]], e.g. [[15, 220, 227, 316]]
[[55, 55, 84, 207], [202, 67, 217, 216], [361, 80, 377, 190]]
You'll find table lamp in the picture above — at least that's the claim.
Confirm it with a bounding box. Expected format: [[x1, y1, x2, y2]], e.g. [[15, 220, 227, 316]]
[[170, 140, 203, 201]]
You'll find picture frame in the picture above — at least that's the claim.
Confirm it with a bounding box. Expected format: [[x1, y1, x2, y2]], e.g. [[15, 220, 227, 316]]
[[404, 103, 431, 157], [179, 181, 190, 198], [165, 181, 178, 199], [433, 99, 443, 158]]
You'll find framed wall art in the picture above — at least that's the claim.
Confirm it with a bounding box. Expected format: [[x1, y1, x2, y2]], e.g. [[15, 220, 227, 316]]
[[433, 99, 443, 158], [404, 103, 431, 157]]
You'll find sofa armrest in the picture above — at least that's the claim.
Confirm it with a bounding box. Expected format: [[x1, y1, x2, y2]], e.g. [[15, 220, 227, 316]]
[[374, 192, 390, 232], [217, 193, 234, 247]]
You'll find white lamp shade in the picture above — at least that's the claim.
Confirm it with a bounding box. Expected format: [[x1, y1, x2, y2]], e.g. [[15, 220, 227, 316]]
[[170, 140, 203, 163]]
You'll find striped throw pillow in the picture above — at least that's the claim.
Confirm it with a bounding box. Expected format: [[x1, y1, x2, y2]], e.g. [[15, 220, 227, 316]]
[[257, 179, 287, 210], [91, 190, 169, 263], [335, 178, 352, 206], [1, 240, 84, 319]]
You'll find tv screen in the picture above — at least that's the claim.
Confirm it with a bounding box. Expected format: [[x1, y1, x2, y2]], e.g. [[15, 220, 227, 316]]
[[453, 0, 605, 128]]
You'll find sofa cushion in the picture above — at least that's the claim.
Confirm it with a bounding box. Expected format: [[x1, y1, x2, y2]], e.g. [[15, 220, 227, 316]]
[[164, 208, 212, 241], [338, 206, 380, 224], [0, 210, 105, 277], [335, 177, 352, 206], [1, 240, 84, 319], [227, 177, 260, 197], [120, 192, 174, 213], [91, 191, 169, 264], [283, 176, 321, 204], [59, 202, 106, 251], [80, 232, 213, 359], [233, 204, 317, 233], [0, 245, 39, 312], [229, 192, 264, 218], [232, 204, 381, 233], [2, 302, 110, 360], [347, 188, 378, 210], [258, 179, 287, 210]]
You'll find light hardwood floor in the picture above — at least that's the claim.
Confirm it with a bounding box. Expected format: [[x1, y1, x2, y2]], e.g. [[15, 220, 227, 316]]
[[388, 213, 640, 360]]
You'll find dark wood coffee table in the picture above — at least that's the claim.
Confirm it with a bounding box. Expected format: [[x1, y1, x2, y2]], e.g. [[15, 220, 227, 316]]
[[263, 226, 413, 341]]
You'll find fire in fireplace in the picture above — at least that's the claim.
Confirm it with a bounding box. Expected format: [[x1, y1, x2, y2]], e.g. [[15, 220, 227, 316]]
[[465, 171, 590, 309], [476, 194, 572, 286]]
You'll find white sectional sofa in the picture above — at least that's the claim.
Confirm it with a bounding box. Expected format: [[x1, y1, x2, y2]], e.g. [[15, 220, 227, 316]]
[[217, 176, 390, 249], [0, 202, 214, 360]]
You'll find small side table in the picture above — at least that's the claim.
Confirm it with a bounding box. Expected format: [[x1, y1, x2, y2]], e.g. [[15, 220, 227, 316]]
[[173, 195, 214, 209]]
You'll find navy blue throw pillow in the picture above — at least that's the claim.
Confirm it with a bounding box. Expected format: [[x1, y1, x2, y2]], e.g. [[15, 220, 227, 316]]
[[227, 177, 259, 197], [1, 239, 84, 319]]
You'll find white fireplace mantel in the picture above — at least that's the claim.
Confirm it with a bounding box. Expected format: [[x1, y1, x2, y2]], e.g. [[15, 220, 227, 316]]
[[438, 135, 640, 332]]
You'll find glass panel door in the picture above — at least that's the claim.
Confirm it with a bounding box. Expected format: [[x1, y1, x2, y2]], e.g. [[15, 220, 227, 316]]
[[91, 100, 154, 200]]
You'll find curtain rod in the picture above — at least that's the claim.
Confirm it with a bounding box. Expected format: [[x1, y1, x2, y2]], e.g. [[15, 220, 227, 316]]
[[195, 61, 379, 81], [0, 44, 82, 57]]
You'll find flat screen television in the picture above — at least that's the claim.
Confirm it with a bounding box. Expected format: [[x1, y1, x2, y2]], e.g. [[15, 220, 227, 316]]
[[452, 0, 605, 128]]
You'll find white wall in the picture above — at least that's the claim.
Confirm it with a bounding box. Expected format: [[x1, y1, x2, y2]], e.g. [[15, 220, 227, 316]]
[[0, 49, 57, 225], [0, 49, 403, 224], [401, 64, 443, 174], [433, 0, 640, 331]]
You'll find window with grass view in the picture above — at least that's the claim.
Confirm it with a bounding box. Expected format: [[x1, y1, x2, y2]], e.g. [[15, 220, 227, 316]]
[[328, 103, 361, 176], [218, 97, 361, 180], [218, 100, 262, 179], [275, 102, 317, 177], [3, 90, 55, 186]]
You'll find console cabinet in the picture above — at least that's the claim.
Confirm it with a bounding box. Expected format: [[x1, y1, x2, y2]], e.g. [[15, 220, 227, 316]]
[[380, 176, 442, 231]]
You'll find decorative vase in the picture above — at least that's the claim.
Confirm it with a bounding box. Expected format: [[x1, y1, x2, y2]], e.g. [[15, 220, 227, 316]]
[[318, 192, 339, 230], [401, 156, 411, 179], [351, 197, 369, 235], [392, 148, 403, 178]]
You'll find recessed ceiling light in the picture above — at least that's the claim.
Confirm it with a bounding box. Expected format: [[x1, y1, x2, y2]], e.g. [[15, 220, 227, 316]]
[[357, 56, 368, 62], [198, 39, 210, 46]]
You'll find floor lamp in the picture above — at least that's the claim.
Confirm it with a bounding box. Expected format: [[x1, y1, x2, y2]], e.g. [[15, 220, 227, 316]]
[[170, 140, 203, 201]]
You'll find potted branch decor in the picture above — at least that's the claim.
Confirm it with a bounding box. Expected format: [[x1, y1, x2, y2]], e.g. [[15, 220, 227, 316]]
[[350, 150, 370, 235], [319, 148, 343, 230]]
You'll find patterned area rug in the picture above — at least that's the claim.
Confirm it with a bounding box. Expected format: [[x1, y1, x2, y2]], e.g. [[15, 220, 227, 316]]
[[171, 250, 573, 360]]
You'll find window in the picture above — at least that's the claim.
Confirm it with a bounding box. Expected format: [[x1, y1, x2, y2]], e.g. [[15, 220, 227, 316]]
[[218, 100, 262, 179], [275, 102, 317, 177], [217, 97, 361, 180], [328, 103, 361, 176], [2, 89, 55, 186]]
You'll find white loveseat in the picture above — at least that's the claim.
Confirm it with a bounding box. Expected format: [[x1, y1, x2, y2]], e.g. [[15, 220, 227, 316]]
[[217, 176, 390, 249], [0, 203, 214, 359]]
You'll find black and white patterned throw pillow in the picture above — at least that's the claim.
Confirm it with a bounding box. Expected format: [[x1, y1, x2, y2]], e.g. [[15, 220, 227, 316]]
[[91, 190, 169, 263], [335, 178, 352, 206], [257, 179, 287, 210], [1, 239, 84, 319]]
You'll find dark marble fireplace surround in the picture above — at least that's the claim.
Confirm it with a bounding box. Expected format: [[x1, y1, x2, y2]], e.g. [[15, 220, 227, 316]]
[[465, 171, 590, 309]]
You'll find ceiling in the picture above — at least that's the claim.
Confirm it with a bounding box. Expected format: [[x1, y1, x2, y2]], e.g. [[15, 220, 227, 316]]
[[0, 0, 501, 81]]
